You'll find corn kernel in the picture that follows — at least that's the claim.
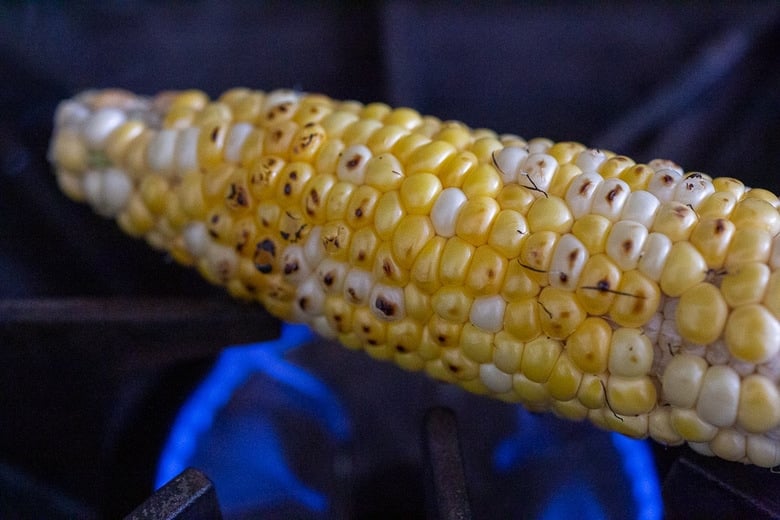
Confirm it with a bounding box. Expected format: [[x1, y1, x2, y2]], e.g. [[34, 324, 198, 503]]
[[400, 172, 442, 214], [606, 375, 656, 416], [567, 316, 612, 374], [737, 374, 780, 433], [439, 236, 474, 286], [571, 214, 611, 254], [725, 304, 780, 363], [503, 298, 542, 342], [461, 163, 503, 199], [455, 196, 500, 246]]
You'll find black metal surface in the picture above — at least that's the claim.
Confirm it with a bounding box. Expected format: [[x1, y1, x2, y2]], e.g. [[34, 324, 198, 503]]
[[125, 468, 223, 520], [662, 452, 780, 520], [423, 408, 472, 520]]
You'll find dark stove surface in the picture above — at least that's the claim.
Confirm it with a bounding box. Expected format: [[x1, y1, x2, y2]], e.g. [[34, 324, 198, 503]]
[[1, 2, 780, 519]]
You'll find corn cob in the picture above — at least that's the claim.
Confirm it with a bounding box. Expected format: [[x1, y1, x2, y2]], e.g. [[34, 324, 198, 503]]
[[49, 88, 780, 467]]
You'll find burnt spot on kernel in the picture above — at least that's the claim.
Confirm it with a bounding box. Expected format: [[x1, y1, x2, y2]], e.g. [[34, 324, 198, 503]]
[[346, 154, 363, 170], [374, 296, 396, 317], [254, 238, 277, 274]]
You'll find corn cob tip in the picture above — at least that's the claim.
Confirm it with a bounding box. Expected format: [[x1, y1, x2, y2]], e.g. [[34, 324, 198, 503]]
[[49, 88, 780, 468]]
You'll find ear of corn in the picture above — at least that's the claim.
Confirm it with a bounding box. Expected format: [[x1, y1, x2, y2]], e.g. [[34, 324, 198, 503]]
[[49, 88, 780, 467]]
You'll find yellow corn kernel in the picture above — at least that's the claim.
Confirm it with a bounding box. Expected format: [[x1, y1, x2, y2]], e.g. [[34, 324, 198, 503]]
[[546, 353, 583, 401], [517, 231, 559, 285], [725, 304, 780, 363], [105, 121, 146, 166], [391, 215, 434, 269], [493, 331, 524, 374], [386, 317, 422, 355], [575, 254, 622, 316], [439, 236, 475, 286], [737, 374, 780, 433], [689, 218, 735, 269], [513, 373, 552, 410], [465, 245, 507, 296], [437, 151, 478, 188], [521, 336, 562, 383], [732, 196, 780, 234], [313, 138, 344, 176], [434, 123, 473, 150], [392, 133, 431, 164], [659, 241, 707, 298], [721, 262, 770, 307], [460, 323, 494, 363], [552, 398, 590, 421], [526, 196, 574, 234], [609, 269, 660, 328], [341, 119, 384, 147], [263, 120, 298, 158], [606, 375, 656, 416], [547, 141, 586, 164], [247, 156, 284, 200], [652, 202, 698, 243], [455, 196, 500, 247], [320, 220, 351, 260], [373, 242, 408, 286], [496, 182, 536, 212], [197, 122, 229, 168], [537, 287, 585, 340], [501, 260, 540, 302], [567, 316, 612, 374], [607, 327, 653, 378], [548, 163, 582, 198], [670, 408, 718, 442], [571, 214, 611, 254], [139, 174, 170, 215], [710, 429, 746, 462], [577, 374, 607, 409], [470, 136, 504, 164], [345, 184, 381, 229], [461, 164, 503, 199], [616, 163, 653, 190], [404, 283, 433, 323], [486, 210, 527, 259], [410, 236, 445, 293], [400, 172, 442, 215], [725, 227, 771, 267], [289, 123, 326, 162], [697, 191, 737, 219], [603, 410, 649, 439], [374, 190, 405, 240], [649, 408, 684, 446], [353, 306, 387, 347], [432, 286, 473, 324], [503, 298, 541, 342], [405, 140, 457, 176], [366, 125, 408, 155], [675, 282, 728, 345]]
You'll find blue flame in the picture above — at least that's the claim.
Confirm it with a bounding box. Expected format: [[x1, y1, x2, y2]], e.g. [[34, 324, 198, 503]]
[[155, 323, 351, 514], [495, 408, 663, 520]]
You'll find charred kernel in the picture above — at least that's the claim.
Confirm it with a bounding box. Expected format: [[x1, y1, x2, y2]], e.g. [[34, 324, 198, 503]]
[[689, 218, 735, 269], [465, 245, 507, 296], [518, 230, 559, 285], [537, 287, 585, 340], [576, 253, 622, 316], [345, 184, 381, 228], [609, 269, 660, 329]]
